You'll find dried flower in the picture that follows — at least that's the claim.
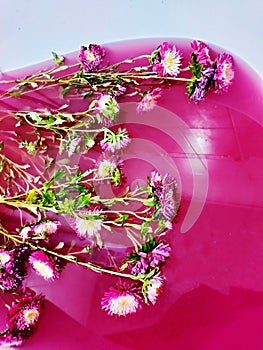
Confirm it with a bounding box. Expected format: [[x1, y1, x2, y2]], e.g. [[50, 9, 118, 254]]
[[29, 250, 62, 281], [137, 88, 163, 112], [152, 42, 182, 77], [213, 52, 234, 93], [101, 281, 142, 316], [6, 293, 44, 339], [100, 128, 130, 152], [79, 44, 105, 72]]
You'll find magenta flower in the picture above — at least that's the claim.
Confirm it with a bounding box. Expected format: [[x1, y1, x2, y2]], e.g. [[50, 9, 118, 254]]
[[29, 250, 62, 281], [137, 88, 163, 112], [6, 293, 44, 339], [191, 40, 212, 66], [213, 52, 234, 93], [152, 42, 182, 77], [0, 245, 29, 292], [0, 333, 23, 347], [79, 44, 105, 72], [100, 128, 130, 152], [101, 281, 142, 316], [148, 241, 171, 267]]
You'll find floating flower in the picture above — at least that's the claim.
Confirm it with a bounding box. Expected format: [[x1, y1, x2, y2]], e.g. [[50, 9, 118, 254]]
[[94, 94, 119, 123], [100, 128, 130, 152], [191, 40, 212, 66], [73, 207, 103, 240], [29, 250, 62, 281], [6, 293, 44, 339], [152, 42, 182, 77], [33, 220, 61, 237], [144, 273, 165, 305], [101, 281, 142, 316], [79, 44, 105, 72], [137, 88, 163, 112], [213, 52, 234, 93]]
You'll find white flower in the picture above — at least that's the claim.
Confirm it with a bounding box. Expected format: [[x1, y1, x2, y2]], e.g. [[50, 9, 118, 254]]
[[146, 273, 164, 304], [106, 294, 139, 316]]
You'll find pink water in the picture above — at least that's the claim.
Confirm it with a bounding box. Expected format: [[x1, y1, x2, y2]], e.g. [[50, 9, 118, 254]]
[[0, 38, 263, 349]]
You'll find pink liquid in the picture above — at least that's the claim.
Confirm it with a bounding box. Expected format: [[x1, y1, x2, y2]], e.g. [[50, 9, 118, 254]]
[[0, 38, 263, 349]]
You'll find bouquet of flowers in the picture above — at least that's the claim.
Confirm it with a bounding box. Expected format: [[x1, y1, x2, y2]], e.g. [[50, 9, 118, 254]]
[[0, 39, 234, 347]]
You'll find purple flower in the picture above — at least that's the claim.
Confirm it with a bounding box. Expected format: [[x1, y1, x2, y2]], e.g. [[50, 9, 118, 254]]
[[29, 250, 62, 281], [6, 293, 44, 339], [100, 128, 130, 153], [152, 42, 182, 77], [213, 52, 234, 93], [67, 136, 82, 157], [79, 44, 105, 72], [101, 281, 142, 316], [192, 66, 215, 103], [0, 245, 29, 292], [191, 40, 212, 66], [130, 238, 171, 275], [137, 88, 163, 113]]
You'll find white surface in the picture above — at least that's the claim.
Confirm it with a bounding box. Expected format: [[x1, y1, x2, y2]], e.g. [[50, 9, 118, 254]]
[[1, 0, 263, 76]]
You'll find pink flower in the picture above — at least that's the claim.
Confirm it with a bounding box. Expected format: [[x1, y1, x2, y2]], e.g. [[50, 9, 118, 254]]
[[190, 40, 212, 66], [6, 293, 44, 339], [137, 88, 163, 112], [153, 42, 182, 77], [72, 207, 103, 240], [100, 128, 130, 152], [145, 273, 165, 305], [67, 136, 81, 157], [101, 281, 142, 316], [94, 94, 120, 124], [0, 333, 23, 347], [79, 44, 105, 72], [29, 250, 62, 281], [213, 52, 234, 93], [33, 220, 60, 237]]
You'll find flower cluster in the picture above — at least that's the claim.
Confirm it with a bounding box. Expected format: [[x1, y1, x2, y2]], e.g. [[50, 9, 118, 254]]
[[0, 38, 234, 346], [187, 40, 234, 102]]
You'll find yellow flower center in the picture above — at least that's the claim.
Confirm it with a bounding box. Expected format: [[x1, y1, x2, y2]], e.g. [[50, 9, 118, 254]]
[[23, 308, 39, 326]]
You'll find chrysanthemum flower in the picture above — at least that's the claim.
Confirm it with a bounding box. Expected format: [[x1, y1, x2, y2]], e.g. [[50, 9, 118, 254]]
[[0, 333, 23, 347], [213, 52, 234, 93], [79, 44, 105, 72], [94, 94, 120, 124], [129, 238, 171, 275], [192, 66, 215, 103], [191, 40, 212, 66], [100, 128, 130, 152], [101, 281, 142, 316], [33, 220, 61, 237], [6, 293, 44, 338], [29, 250, 62, 281], [153, 42, 182, 77], [144, 273, 165, 305], [0, 245, 29, 292], [73, 207, 103, 240], [137, 88, 163, 112]]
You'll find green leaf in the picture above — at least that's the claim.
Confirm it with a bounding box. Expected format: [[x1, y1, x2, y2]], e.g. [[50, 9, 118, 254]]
[[62, 86, 71, 96], [75, 193, 91, 209], [52, 51, 64, 65]]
